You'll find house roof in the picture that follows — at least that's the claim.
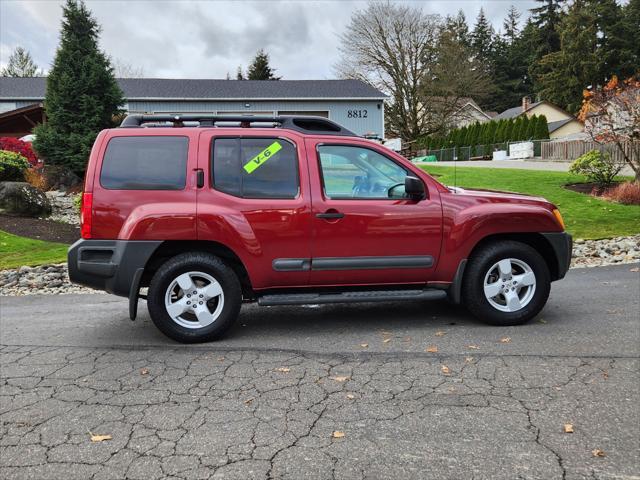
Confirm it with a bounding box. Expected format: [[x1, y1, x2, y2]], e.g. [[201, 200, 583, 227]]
[[0, 77, 386, 101], [494, 101, 543, 120], [547, 118, 575, 132]]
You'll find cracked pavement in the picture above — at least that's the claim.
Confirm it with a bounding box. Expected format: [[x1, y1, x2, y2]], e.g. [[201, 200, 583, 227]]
[[1, 264, 639, 479]]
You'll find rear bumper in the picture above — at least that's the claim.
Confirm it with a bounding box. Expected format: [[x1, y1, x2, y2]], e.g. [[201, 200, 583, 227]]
[[68, 239, 161, 297], [542, 232, 573, 280]]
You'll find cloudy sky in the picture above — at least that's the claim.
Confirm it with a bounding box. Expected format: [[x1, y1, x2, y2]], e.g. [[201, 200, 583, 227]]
[[1, 0, 538, 79]]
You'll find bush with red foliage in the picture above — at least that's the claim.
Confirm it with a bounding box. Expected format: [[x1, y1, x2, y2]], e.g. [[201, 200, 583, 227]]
[[0, 137, 38, 167], [604, 182, 640, 205]]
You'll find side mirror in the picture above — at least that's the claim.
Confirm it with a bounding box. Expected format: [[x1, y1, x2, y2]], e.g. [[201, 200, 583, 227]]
[[405, 176, 426, 200]]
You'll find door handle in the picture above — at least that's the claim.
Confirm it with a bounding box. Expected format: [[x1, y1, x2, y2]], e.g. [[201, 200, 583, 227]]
[[316, 211, 345, 219], [195, 169, 204, 188]]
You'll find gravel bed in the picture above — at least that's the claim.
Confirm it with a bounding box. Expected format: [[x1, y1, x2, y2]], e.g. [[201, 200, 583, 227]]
[[0, 264, 101, 296], [1, 235, 638, 296]]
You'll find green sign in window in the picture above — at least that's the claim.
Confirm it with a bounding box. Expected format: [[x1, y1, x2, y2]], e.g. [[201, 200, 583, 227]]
[[243, 141, 282, 174]]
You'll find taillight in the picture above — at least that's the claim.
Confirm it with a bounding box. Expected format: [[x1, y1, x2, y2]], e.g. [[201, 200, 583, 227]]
[[80, 192, 93, 239]]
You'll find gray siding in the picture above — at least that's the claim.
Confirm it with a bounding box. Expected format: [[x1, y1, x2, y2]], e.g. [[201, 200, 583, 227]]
[[126, 100, 384, 137]]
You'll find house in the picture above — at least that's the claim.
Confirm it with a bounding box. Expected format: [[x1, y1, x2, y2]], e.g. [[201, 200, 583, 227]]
[[450, 98, 494, 128], [494, 97, 584, 139], [0, 77, 386, 138]]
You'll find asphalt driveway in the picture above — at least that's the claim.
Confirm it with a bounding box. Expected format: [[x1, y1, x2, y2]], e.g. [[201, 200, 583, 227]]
[[1, 264, 639, 479]]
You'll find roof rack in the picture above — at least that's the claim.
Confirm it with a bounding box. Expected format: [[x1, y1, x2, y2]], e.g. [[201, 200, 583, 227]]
[[119, 114, 356, 136]]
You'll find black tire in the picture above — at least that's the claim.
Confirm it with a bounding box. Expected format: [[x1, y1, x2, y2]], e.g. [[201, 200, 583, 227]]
[[147, 252, 242, 343], [461, 240, 550, 326]]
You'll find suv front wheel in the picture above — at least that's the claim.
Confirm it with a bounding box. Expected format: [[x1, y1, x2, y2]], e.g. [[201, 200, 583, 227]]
[[462, 241, 551, 326], [147, 252, 242, 343]]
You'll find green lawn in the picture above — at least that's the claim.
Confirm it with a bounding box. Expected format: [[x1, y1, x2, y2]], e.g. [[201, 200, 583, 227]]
[[0, 230, 68, 270], [420, 165, 640, 239]]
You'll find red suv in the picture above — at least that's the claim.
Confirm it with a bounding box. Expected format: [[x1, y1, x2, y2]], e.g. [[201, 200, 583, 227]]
[[68, 114, 571, 343]]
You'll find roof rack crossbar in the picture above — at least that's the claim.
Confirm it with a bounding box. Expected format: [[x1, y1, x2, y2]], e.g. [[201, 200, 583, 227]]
[[119, 114, 356, 136]]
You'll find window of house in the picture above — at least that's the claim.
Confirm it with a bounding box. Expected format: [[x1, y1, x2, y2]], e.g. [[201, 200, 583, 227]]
[[212, 137, 299, 199], [100, 136, 188, 190]]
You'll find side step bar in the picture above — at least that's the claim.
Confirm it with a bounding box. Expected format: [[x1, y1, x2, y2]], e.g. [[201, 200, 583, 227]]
[[257, 289, 447, 307]]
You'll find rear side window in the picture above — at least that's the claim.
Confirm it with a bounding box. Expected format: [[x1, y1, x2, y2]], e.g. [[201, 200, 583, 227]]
[[100, 136, 188, 190], [212, 137, 299, 199]]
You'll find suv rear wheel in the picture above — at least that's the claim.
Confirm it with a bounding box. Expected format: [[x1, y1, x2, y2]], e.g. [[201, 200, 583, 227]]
[[462, 241, 550, 326], [147, 252, 242, 343]]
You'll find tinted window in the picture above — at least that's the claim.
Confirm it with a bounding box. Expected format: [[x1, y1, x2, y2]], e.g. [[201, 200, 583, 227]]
[[101, 136, 188, 190], [212, 138, 299, 199], [318, 145, 408, 199]]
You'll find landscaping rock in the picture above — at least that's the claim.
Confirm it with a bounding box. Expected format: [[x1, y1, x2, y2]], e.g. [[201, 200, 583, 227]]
[[0, 181, 52, 217], [40, 165, 82, 191], [0, 264, 101, 296], [46, 190, 79, 225], [571, 235, 640, 268]]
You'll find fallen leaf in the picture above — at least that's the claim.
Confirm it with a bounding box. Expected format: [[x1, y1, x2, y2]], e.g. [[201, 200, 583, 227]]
[[538, 318, 547, 324], [331, 376, 350, 382], [382, 338, 391, 344], [602, 371, 609, 379], [332, 431, 345, 439], [360, 343, 369, 348], [592, 449, 606, 457], [90, 432, 112, 443], [403, 336, 412, 342], [425, 346, 438, 353], [465, 357, 474, 363], [244, 397, 254, 405], [140, 368, 149, 375], [441, 365, 450, 375], [563, 423, 574, 433], [346, 394, 355, 400], [218, 357, 225, 362], [435, 331, 446, 337], [500, 337, 511, 343], [467, 345, 480, 350], [275, 367, 290, 373], [630, 267, 639, 272]]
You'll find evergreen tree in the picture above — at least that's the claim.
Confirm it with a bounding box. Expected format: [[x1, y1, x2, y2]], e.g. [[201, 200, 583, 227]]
[[529, 0, 565, 58], [525, 115, 537, 139], [504, 119, 514, 141], [32, 0, 123, 175], [534, 0, 598, 113], [471, 8, 495, 72], [503, 5, 521, 45], [444, 10, 470, 46], [625, 0, 640, 70], [247, 49, 280, 80], [591, 0, 636, 81], [535, 115, 550, 139], [1, 46, 41, 77], [236, 66, 244, 80]]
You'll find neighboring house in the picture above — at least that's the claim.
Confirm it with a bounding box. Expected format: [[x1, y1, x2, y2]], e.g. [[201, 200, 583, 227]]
[[0, 77, 386, 138], [495, 97, 584, 139], [450, 98, 493, 128], [0, 103, 45, 138]]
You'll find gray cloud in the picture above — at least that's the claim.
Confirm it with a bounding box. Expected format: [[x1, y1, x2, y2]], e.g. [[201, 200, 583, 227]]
[[1, 0, 538, 79]]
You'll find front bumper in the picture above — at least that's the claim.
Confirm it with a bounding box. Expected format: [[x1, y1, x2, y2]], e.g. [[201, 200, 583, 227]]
[[541, 232, 573, 280], [68, 239, 162, 297]]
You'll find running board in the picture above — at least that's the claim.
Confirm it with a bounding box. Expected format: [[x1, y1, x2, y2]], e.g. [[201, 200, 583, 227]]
[[257, 289, 447, 306]]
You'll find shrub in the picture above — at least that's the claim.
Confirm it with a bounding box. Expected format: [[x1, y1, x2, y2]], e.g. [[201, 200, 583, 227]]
[[569, 150, 625, 187], [0, 137, 38, 167], [0, 150, 30, 181], [24, 168, 48, 190], [73, 193, 82, 212], [604, 181, 640, 205]]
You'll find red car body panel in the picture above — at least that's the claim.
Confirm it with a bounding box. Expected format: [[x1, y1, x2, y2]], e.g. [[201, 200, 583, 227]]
[[84, 126, 564, 291]]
